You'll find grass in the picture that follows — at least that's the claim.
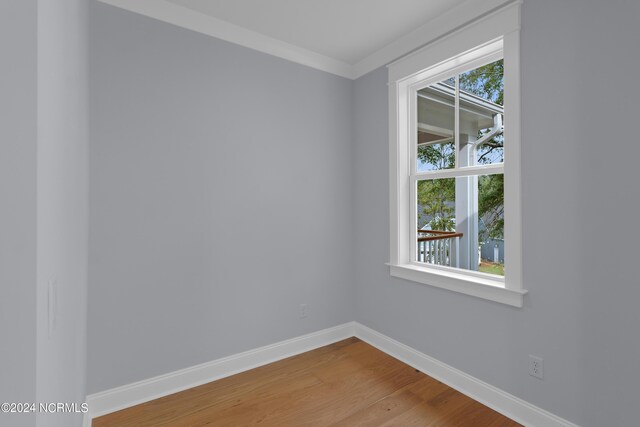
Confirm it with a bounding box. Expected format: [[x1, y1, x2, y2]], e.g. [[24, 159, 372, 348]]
[[478, 261, 504, 276]]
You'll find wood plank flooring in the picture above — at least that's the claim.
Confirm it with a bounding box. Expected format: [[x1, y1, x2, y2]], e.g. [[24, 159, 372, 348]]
[[93, 338, 520, 426]]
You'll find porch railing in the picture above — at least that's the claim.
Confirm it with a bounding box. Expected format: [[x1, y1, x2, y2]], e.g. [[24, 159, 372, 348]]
[[417, 230, 463, 268]]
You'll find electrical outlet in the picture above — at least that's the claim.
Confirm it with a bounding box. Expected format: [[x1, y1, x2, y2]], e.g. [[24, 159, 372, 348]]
[[299, 304, 308, 319], [529, 355, 543, 379]]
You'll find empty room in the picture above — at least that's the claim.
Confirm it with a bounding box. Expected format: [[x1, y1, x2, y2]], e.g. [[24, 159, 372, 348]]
[[2, 0, 639, 426]]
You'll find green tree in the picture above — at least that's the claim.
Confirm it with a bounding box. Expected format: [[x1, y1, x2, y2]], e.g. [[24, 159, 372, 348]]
[[417, 178, 455, 231], [459, 60, 504, 105], [417, 142, 455, 171], [478, 174, 504, 240]]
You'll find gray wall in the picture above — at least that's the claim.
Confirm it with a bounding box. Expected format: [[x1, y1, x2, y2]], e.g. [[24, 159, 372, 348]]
[[88, 3, 354, 393], [0, 2, 38, 426], [87, 0, 640, 425], [1, 1, 89, 427], [353, 1, 640, 426], [35, 1, 89, 426]]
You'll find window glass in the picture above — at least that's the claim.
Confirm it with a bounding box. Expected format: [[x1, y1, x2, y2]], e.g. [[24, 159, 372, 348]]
[[416, 173, 504, 276], [459, 59, 505, 166], [416, 78, 456, 171], [478, 173, 504, 276]]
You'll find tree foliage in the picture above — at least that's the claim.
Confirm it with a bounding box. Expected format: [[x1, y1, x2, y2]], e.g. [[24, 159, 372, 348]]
[[478, 174, 504, 240], [417, 142, 455, 171], [417, 178, 455, 231], [459, 60, 504, 105]]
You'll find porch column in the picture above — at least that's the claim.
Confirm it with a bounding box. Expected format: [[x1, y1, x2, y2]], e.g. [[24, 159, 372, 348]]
[[455, 134, 479, 270]]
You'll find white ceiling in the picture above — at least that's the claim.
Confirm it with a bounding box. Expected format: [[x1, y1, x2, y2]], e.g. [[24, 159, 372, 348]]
[[165, 0, 467, 64], [97, 0, 510, 78]]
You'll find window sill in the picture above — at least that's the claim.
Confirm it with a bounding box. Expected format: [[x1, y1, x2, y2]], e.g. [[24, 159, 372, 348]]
[[388, 263, 526, 307]]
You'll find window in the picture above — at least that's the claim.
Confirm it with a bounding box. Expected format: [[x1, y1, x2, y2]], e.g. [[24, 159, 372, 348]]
[[388, 2, 526, 307]]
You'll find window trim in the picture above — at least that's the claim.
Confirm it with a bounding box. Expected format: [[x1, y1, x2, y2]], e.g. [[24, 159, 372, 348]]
[[388, 1, 526, 307]]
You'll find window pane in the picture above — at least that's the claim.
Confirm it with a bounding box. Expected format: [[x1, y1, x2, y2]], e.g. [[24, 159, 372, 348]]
[[417, 177, 456, 232], [476, 131, 504, 165], [417, 78, 455, 171], [417, 173, 504, 277], [459, 59, 503, 104], [478, 174, 504, 276], [458, 59, 504, 166]]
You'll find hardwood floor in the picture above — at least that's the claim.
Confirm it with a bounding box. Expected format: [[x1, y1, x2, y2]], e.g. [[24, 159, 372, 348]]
[[93, 338, 520, 426]]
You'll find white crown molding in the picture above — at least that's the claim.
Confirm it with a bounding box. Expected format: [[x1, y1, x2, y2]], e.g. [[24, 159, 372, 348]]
[[96, 0, 354, 79], [85, 322, 578, 427], [352, 0, 516, 78], [97, 0, 520, 80]]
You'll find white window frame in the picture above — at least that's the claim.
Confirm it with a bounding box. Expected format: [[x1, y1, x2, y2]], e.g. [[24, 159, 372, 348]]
[[388, 1, 527, 307]]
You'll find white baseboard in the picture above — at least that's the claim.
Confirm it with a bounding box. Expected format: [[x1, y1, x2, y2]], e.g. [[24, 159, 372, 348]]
[[85, 321, 577, 427], [354, 323, 578, 427], [85, 322, 356, 422], [82, 408, 91, 427]]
